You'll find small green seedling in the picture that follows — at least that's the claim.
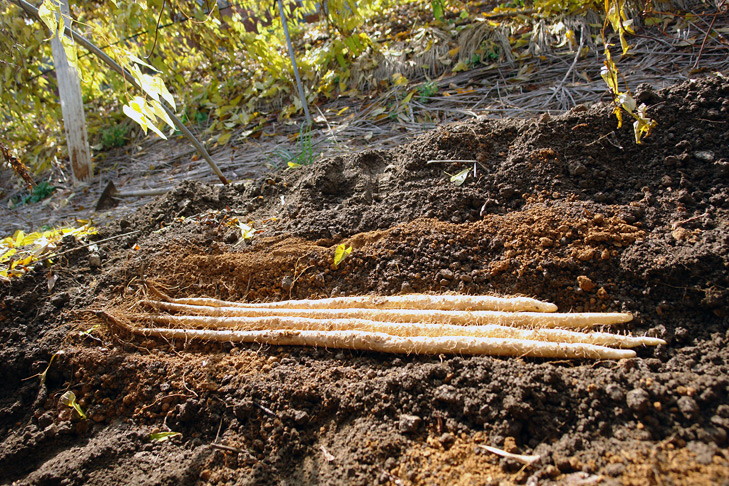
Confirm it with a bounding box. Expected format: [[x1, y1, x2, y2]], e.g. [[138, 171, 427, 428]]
[[79, 325, 101, 339], [418, 80, 438, 103], [333, 244, 352, 267], [60, 391, 87, 419], [23, 350, 64, 386], [282, 122, 316, 168], [150, 431, 182, 442]]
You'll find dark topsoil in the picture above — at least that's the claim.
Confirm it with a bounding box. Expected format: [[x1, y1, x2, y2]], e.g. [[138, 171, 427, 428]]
[[1, 76, 729, 485]]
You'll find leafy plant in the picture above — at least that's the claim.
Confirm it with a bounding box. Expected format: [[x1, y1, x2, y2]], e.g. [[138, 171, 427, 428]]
[[418, 80, 439, 103], [10, 180, 56, 207], [0, 222, 97, 279], [281, 123, 317, 168], [100, 123, 130, 150], [601, 0, 657, 143]]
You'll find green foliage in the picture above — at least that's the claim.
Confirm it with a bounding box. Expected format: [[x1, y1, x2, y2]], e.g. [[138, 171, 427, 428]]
[[1, 0, 658, 176], [431, 0, 445, 20], [279, 123, 317, 168], [10, 180, 56, 208], [418, 80, 438, 103], [100, 122, 130, 149], [1, 0, 395, 174], [149, 431, 181, 442]]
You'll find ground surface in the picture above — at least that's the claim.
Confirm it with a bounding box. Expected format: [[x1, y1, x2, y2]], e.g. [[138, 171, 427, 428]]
[[1, 76, 729, 485]]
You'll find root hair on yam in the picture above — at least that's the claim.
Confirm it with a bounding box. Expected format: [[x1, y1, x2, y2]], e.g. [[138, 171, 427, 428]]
[[101, 293, 665, 360]]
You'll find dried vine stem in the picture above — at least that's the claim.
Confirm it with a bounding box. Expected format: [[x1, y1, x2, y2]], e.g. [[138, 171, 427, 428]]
[[101, 311, 637, 360], [140, 299, 632, 329]]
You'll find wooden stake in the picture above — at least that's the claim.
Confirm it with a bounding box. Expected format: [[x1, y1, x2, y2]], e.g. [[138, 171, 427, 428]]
[[50, 0, 92, 183]]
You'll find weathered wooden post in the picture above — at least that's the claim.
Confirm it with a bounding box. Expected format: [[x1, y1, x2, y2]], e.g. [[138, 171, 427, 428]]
[[50, 0, 92, 183]]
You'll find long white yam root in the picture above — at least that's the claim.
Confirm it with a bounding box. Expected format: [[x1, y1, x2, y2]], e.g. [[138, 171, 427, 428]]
[[161, 293, 559, 313], [139, 313, 662, 348], [102, 311, 636, 360], [140, 300, 632, 329], [106, 293, 664, 360]]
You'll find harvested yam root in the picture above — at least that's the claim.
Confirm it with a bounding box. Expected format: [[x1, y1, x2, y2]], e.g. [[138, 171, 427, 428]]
[[102, 293, 665, 360]]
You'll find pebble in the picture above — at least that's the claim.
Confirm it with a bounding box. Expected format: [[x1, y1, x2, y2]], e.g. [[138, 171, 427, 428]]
[[438, 432, 456, 448], [694, 150, 715, 162], [88, 253, 101, 268], [399, 414, 421, 433]]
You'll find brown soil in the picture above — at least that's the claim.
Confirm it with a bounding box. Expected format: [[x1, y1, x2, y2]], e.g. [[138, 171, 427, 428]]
[[2, 76, 729, 485]]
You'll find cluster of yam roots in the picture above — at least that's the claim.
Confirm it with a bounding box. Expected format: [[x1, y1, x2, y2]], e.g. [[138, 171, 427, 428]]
[[101, 291, 665, 360]]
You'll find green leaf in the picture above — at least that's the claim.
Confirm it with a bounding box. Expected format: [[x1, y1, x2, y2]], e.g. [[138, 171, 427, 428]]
[[334, 244, 352, 267], [431, 0, 444, 20], [149, 431, 181, 442]]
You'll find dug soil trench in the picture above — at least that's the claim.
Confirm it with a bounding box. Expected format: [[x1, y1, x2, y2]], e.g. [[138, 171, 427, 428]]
[[1, 76, 728, 485]]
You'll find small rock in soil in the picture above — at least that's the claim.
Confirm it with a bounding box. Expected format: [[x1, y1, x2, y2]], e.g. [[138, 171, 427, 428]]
[[399, 414, 421, 433], [626, 388, 651, 414]]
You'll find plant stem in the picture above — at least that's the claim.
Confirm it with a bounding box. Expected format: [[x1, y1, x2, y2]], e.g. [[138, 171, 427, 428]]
[[277, 0, 312, 127]]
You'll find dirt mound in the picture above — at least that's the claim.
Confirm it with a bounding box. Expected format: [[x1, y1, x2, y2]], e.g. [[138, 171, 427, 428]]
[[1, 76, 728, 485]]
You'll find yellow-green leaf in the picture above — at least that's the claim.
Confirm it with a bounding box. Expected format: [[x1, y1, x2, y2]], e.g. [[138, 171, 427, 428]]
[[392, 73, 408, 86], [150, 431, 181, 442], [217, 132, 232, 146], [452, 61, 469, 72], [38, 0, 59, 37], [60, 391, 87, 419], [334, 244, 352, 267], [450, 168, 471, 186]]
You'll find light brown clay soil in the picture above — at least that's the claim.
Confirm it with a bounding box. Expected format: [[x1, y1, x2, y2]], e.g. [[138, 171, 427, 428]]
[[1, 76, 729, 485]]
